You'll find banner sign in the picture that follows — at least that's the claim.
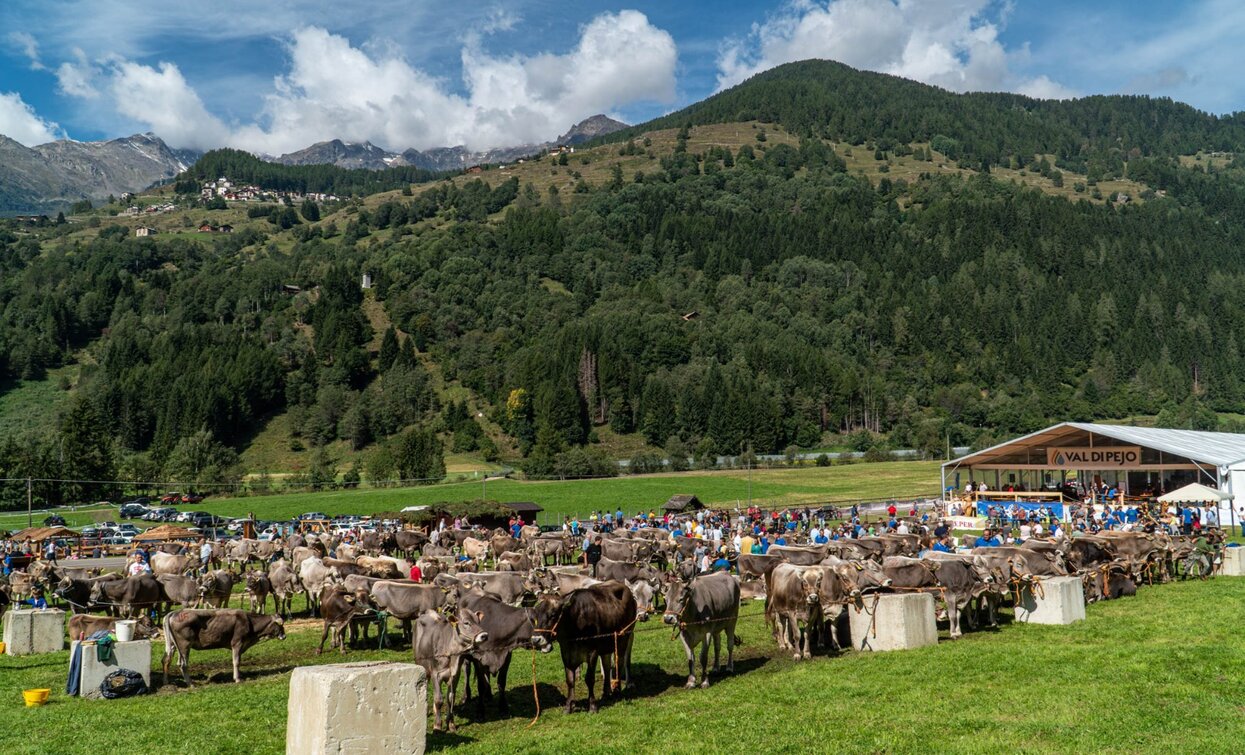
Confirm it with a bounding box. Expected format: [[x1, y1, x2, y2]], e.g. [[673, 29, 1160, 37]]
[[947, 516, 987, 531], [1045, 446, 1141, 469]]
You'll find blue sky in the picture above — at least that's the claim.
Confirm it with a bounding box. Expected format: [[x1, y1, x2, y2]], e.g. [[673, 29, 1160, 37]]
[[0, 1, 1241, 153]]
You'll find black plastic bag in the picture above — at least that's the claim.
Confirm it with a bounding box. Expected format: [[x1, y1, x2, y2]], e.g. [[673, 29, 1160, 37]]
[[99, 668, 148, 699]]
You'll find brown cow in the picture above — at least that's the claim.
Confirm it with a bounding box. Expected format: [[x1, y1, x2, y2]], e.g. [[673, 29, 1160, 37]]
[[765, 563, 823, 659], [68, 614, 157, 641], [244, 571, 272, 614], [162, 608, 285, 685], [530, 581, 637, 713], [414, 606, 489, 732], [317, 584, 375, 654], [495, 551, 532, 572], [198, 570, 235, 609], [91, 574, 163, 618], [662, 571, 739, 688]]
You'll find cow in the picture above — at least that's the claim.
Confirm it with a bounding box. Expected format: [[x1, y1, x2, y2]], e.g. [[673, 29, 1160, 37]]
[[68, 613, 158, 641], [489, 532, 520, 561], [457, 588, 539, 714], [922, 551, 1007, 629], [55, 573, 122, 613], [881, 556, 988, 640], [394, 530, 429, 559], [198, 570, 235, 609], [1083, 561, 1138, 603], [738, 577, 766, 602], [415, 605, 490, 732], [530, 581, 637, 713], [596, 557, 661, 586], [662, 571, 739, 688], [244, 571, 272, 614], [462, 537, 490, 564], [156, 573, 203, 609], [1065, 536, 1119, 572], [453, 572, 530, 606], [820, 556, 892, 597], [91, 574, 163, 618], [356, 556, 404, 579], [162, 608, 285, 685], [530, 535, 570, 566], [600, 538, 649, 563], [370, 581, 451, 640], [150, 551, 198, 577], [267, 561, 300, 619], [626, 579, 658, 622], [317, 584, 375, 654], [765, 563, 823, 659], [736, 552, 783, 581], [769, 544, 830, 566], [298, 557, 340, 616], [495, 551, 532, 572]]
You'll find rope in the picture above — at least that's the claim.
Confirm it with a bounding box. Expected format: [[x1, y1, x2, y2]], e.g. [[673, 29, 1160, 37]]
[[526, 647, 541, 728], [371, 609, 389, 649]]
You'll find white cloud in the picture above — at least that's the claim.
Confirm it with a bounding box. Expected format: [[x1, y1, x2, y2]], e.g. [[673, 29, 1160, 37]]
[[7, 30, 44, 70], [108, 60, 231, 150], [0, 91, 61, 145], [55, 48, 100, 99], [74, 13, 676, 154], [717, 0, 1073, 99]]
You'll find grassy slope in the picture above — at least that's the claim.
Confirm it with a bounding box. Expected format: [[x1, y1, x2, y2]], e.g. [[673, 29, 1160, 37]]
[[0, 460, 940, 530], [0, 365, 77, 439], [1, 577, 1241, 753]]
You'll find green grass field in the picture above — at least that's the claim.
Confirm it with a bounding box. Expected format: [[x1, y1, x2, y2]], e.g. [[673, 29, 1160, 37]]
[[0, 460, 941, 531], [1, 577, 1241, 753]]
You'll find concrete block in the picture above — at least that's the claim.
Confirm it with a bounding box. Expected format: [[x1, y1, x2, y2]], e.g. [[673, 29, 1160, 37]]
[[848, 593, 938, 652], [1221, 547, 1245, 576], [287, 661, 427, 755], [1016, 576, 1085, 625], [72, 639, 152, 699], [3, 609, 66, 655]]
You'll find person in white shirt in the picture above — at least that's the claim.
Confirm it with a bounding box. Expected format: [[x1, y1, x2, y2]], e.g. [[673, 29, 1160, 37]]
[[1018, 523, 1032, 541], [732, 532, 742, 553], [895, 521, 909, 535], [127, 554, 151, 576]]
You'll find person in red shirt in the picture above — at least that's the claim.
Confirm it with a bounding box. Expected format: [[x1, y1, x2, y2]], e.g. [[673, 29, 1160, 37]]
[[409, 563, 422, 583], [887, 503, 897, 518]]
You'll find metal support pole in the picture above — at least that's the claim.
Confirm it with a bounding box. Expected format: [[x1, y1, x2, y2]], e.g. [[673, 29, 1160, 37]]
[[27, 476, 33, 529]]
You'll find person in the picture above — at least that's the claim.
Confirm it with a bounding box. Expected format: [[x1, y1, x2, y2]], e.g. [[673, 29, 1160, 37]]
[[584, 535, 603, 577], [43, 539, 57, 565], [933, 520, 950, 540], [932, 536, 954, 554], [887, 503, 897, 518], [712, 549, 731, 572], [409, 561, 423, 583], [199, 538, 212, 575], [895, 520, 909, 535], [974, 528, 1001, 548], [127, 553, 151, 576], [1205, 506, 1219, 529], [19, 586, 48, 609], [740, 531, 755, 556], [2, 550, 13, 576]]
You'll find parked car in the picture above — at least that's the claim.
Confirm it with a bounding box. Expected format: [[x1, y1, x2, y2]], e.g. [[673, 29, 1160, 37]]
[[118, 524, 140, 536], [123, 496, 151, 507], [43, 514, 67, 527], [120, 503, 149, 519], [297, 512, 329, 521], [101, 535, 133, 545]]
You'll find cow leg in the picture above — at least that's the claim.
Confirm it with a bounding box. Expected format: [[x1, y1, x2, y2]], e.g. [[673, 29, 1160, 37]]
[[948, 596, 962, 640], [564, 664, 578, 714], [181, 649, 192, 686], [318, 621, 331, 655], [446, 659, 461, 733], [725, 618, 737, 673], [431, 675, 444, 731], [699, 634, 711, 687], [232, 647, 242, 683], [680, 634, 697, 688], [496, 655, 512, 714], [585, 652, 600, 713]]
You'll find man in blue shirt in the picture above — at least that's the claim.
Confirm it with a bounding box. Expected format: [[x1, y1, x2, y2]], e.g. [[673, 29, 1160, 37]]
[[774, 534, 787, 547], [757, 534, 770, 554], [932, 537, 953, 553], [974, 529, 1001, 548]]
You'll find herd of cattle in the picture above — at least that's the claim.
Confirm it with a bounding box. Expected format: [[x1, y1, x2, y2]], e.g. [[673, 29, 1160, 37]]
[[0, 523, 1223, 731]]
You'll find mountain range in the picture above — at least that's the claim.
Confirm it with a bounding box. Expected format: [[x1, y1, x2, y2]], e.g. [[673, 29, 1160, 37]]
[[271, 114, 628, 172], [0, 132, 195, 214], [0, 115, 628, 214]]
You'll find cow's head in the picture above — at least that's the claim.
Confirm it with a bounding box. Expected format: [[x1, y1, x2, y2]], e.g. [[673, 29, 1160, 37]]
[[456, 606, 489, 647], [626, 579, 656, 622], [661, 577, 692, 625], [267, 615, 286, 641], [528, 594, 562, 652]]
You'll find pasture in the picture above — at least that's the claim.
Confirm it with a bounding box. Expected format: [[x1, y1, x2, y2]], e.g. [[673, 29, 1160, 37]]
[[1, 577, 1242, 754], [0, 460, 941, 531]]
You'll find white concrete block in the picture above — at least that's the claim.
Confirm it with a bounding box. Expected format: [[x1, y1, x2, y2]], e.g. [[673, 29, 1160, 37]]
[[287, 661, 427, 755], [1016, 576, 1085, 625], [72, 639, 152, 699], [1221, 547, 1245, 576], [3, 609, 65, 655], [848, 593, 938, 652]]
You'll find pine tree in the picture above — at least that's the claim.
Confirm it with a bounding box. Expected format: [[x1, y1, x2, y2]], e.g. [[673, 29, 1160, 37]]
[[378, 326, 399, 371]]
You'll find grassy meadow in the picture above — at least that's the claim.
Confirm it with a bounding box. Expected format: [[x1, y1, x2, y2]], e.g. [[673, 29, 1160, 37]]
[[0, 576, 1242, 754]]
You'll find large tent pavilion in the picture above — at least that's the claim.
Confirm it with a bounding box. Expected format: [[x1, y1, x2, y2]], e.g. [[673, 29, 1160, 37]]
[[941, 423, 1245, 523]]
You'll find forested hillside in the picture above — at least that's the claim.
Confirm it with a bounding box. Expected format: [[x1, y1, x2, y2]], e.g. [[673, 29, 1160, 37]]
[[3, 60, 1245, 503]]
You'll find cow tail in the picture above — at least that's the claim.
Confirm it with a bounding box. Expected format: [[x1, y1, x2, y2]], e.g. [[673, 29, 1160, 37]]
[[162, 612, 175, 660]]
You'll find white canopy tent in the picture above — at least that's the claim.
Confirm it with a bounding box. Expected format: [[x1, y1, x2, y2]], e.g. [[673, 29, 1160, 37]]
[[1157, 483, 1231, 504]]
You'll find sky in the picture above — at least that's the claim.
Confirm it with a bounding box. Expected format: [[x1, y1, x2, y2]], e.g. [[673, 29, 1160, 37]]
[[0, 0, 1242, 154]]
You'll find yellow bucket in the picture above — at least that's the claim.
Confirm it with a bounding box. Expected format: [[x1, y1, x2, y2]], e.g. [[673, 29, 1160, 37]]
[[0, 641, 6, 654], [22, 689, 49, 707]]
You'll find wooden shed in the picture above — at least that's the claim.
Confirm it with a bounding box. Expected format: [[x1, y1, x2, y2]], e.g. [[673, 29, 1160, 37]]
[[662, 494, 704, 513]]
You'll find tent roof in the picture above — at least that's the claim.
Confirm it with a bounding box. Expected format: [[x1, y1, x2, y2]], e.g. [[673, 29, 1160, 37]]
[[133, 524, 200, 541], [944, 422, 1245, 469], [503, 502, 543, 513], [10, 526, 81, 542], [663, 494, 703, 512], [1158, 482, 1232, 503]]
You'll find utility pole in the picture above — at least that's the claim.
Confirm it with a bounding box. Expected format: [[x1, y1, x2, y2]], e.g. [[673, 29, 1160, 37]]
[[481, 472, 486, 501], [27, 477, 33, 529], [747, 442, 753, 508]]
